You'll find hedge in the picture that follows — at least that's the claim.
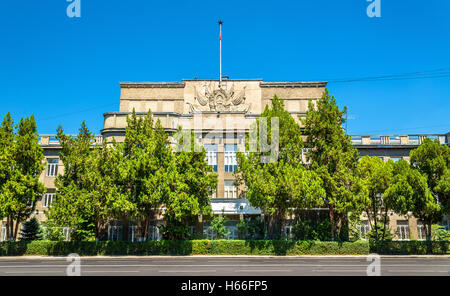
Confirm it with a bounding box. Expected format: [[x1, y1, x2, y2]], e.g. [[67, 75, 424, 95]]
[[0, 240, 369, 256], [2, 240, 448, 256], [369, 240, 450, 255]]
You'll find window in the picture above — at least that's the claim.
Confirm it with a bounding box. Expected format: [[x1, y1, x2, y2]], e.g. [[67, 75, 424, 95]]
[[1, 223, 6, 242], [62, 227, 71, 241], [224, 144, 238, 172], [210, 187, 217, 199], [397, 221, 410, 241], [150, 225, 161, 241], [390, 157, 401, 163], [224, 180, 237, 199], [43, 193, 55, 208], [284, 226, 294, 240], [226, 226, 238, 240], [358, 221, 370, 240], [417, 222, 426, 240], [204, 144, 218, 172], [46, 158, 59, 177], [128, 225, 138, 242], [301, 148, 311, 164], [108, 223, 122, 241]]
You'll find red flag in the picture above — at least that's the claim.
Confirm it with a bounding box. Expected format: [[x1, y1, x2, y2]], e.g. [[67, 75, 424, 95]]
[[219, 31, 222, 40]]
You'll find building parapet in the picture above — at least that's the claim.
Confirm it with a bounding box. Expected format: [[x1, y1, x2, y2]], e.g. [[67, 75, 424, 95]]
[[350, 134, 448, 146], [38, 134, 103, 147]]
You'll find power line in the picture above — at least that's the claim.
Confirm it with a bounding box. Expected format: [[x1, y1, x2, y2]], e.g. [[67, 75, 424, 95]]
[[39, 103, 116, 121], [325, 67, 450, 84]]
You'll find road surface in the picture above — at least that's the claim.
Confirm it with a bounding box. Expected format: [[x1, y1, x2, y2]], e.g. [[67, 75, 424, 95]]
[[0, 256, 449, 276]]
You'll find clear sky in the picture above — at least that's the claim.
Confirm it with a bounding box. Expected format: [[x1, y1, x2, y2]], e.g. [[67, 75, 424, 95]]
[[0, 0, 449, 135]]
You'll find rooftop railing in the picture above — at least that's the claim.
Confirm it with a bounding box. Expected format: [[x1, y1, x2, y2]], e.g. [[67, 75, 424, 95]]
[[38, 135, 103, 146], [350, 134, 448, 146]]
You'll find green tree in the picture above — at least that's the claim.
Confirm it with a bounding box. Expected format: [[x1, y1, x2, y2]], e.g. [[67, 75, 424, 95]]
[[389, 139, 450, 240], [236, 95, 325, 239], [117, 111, 217, 240], [116, 110, 171, 240], [384, 160, 437, 240], [0, 114, 45, 240], [303, 89, 361, 240], [357, 156, 395, 241], [48, 122, 123, 241], [20, 217, 45, 241], [410, 138, 450, 218]]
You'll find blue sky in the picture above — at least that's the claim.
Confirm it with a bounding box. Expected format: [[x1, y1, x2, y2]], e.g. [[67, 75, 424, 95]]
[[0, 0, 449, 135]]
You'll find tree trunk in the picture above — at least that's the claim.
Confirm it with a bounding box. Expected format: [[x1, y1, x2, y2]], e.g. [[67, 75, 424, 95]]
[[426, 221, 432, 241], [6, 216, 11, 241], [381, 212, 389, 241], [13, 219, 20, 240], [329, 204, 335, 240], [122, 216, 129, 241]]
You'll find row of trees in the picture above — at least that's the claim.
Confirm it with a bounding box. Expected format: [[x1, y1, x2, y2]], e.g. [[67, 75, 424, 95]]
[[46, 111, 217, 241], [1, 89, 448, 242], [236, 90, 449, 241]]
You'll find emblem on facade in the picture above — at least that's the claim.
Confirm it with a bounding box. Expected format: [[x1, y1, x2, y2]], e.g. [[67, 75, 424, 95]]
[[187, 83, 251, 113]]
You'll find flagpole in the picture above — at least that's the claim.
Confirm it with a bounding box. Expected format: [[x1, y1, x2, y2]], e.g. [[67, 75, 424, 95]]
[[218, 20, 223, 88]]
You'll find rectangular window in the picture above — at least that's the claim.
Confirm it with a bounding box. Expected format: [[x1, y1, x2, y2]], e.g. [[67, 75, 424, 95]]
[[62, 227, 71, 241], [390, 157, 401, 163], [150, 225, 161, 241], [204, 144, 218, 172], [210, 187, 217, 199], [397, 221, 410, 241], [358, 221, 370, 240], [128, 225, 137, 242], [224, 180, 237, 199], [224, 144, 238, 172], [417, 222, 426, 240], [1, 223, 6, 242], [284, 226, 294, 240], [43, 193, 56, 208], [108, 223, 122, 241], [46, 158, 59, 177], [301, 148, 311, 164]]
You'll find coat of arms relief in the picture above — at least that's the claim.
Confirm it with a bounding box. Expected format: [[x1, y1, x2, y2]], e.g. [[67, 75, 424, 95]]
[[187, 83, 251, 113]]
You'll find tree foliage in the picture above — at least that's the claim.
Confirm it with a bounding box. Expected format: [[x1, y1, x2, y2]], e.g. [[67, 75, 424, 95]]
[[0, 113, 45, 240], [303, 89, 361, 240], [47, 122, 124, 241], [20, 217, 45, 241], [236, 95, 325, 239]]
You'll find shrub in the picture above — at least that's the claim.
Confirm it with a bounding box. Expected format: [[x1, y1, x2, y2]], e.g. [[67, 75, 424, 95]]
[[369, 240, 450, 254], [0, 240, 370, 256]]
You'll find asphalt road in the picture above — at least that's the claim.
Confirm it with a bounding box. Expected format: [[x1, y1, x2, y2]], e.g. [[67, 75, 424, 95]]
[[0, 256, 449, 276]]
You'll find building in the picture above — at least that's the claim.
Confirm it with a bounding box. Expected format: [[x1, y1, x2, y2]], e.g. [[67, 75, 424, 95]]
[[1, 79, 449, 241]]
